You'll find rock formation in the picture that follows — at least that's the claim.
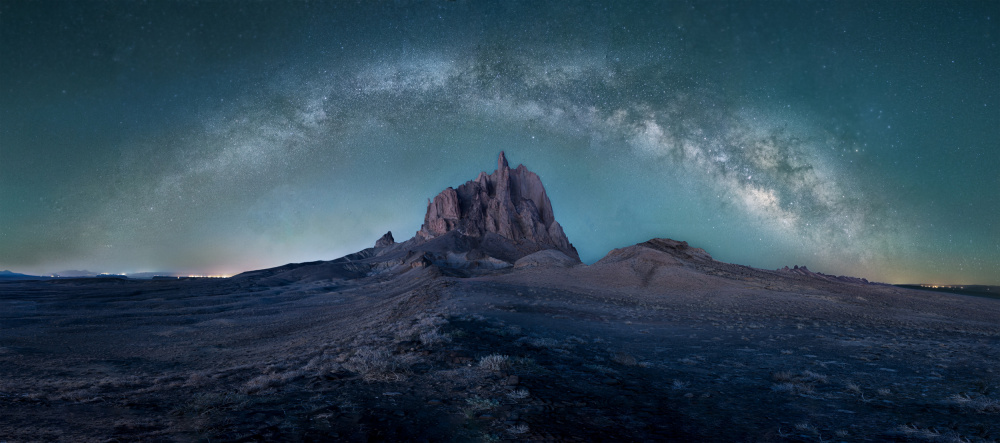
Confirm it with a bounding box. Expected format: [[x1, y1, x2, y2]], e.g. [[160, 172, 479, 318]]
[[415, 152, 579, 262], [375, 231, 395, 248], [777, 265, 874, 285]]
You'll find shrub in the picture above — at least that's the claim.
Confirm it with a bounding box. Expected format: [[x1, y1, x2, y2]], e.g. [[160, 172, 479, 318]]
[[344, 347, 408, 382], [771, 382, 814, 395], [507, 424, 529, 434], [478, 354, 510, 371], [950, 393, 1000, 413], [507, 389, 529, 400], [612, 351, 637, 366]]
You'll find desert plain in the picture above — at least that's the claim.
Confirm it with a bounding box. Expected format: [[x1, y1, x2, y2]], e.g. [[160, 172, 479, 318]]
[[2, 239, 999, 442]]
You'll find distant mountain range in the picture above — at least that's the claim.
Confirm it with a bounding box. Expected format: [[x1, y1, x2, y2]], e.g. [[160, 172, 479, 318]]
[[0, 270, 216, 280], [0, 270, 45, 280]]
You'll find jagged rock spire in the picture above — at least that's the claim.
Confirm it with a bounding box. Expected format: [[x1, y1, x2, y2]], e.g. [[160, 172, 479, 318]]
[[417, 152, 579, 262], [375, 231, 395, 248]]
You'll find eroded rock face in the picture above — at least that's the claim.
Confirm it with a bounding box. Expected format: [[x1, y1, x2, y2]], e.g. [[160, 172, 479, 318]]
[[416, 152, 579, 262], [375, 231, 395, 248]]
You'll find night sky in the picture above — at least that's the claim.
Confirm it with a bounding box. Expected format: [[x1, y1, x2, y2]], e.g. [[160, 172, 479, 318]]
[[1, 1, 997, 284]]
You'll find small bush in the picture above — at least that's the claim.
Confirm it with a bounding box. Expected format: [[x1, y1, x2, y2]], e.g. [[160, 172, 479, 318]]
[[241, 374, 281, 394], [894, 424, 941, 440], [478, 354, 511, 371], [344, 347, 409, 382], [507, 389, 530, 400], [507, 424, 529, 434], [950, 393, 1000, 413], [772, 382, 814, 395], [612, 351, 637, 366], [465, 396, 500, 411], [772, 371, 795, 382], [800, 371, 829, 384], [845, 382, 862, 394], [794, 422, 816, 433], [519, 337, 559, 349], [418, 330, 451, 346]]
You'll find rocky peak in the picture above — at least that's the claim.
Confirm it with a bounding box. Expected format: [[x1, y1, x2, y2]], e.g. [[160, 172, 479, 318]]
[[416, 152, 579, 262], [375, 231, 395, 248]]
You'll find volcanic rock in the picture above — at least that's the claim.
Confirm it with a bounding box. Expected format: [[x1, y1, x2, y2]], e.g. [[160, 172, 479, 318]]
[[415, 152, 579, 263]]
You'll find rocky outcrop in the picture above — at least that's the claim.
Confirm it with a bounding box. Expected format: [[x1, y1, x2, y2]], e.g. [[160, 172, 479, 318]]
[[596, 238, 713, 266], [416, 152, 579, 263], [375, 231, 395, 248], [777, 265, 874, 285]]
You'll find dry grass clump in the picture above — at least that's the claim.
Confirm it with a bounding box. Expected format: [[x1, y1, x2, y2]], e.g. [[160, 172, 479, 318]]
[[800, 370, 829, 384], [892, 424, 972, 442], [302, 353, 342, 376], [794, 422, 818, 434], [770, 370, 829, 395], [418, 330, 451, 346], [465, 396, 500, 410], [949, 393, 1000, 413], [478, 354, 511, 371], [241, 374, 282, 394], [343, 347, 415, 382], [506, 424, 529, 434], [463, 396, 501, 419], [772, 370, 828, 383], [390, 312, 451, 346], [241, 369, 306, 394], [506, 388, 529, 400], [612, 351, 638, 366], [517, 336, 560, 349], [844, 381, 863, 394], [771, 382, 814, 395], [772, 371, 795, 382]]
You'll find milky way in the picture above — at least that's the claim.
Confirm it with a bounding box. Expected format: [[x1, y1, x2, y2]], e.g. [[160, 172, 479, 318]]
[[1, 1, 997, 284]]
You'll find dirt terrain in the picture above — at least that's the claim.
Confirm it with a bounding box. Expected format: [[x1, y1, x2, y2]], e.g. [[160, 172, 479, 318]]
[[2, 241, 999, 442]]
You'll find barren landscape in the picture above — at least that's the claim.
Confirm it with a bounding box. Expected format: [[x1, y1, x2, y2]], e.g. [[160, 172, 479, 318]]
[[2, 244, 999, 442], [2, 154, 998, 442]]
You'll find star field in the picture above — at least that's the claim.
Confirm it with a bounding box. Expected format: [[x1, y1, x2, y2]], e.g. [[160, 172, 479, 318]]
[[1, 1, 997, 284]]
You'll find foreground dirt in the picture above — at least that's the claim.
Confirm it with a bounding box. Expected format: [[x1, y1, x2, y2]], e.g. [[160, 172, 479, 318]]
[[1, 265, 999, 442]]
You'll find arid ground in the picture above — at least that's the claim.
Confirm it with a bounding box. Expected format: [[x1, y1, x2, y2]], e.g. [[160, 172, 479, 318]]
[[2, 241, 999, 442]]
